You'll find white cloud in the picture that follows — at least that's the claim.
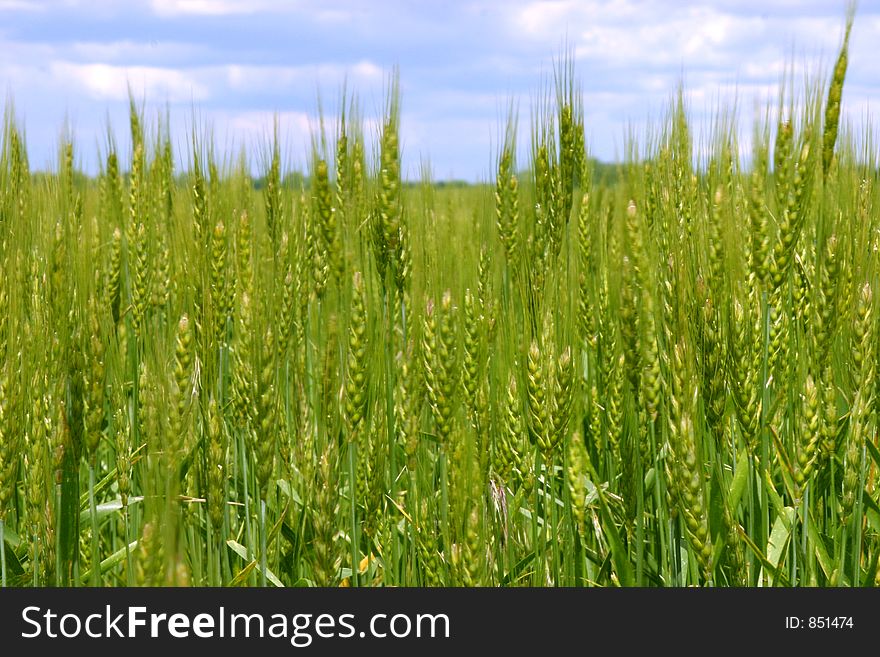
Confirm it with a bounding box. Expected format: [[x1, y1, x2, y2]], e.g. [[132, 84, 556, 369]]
[[150, 0, 284, 16], [50, 61, 210, 102], [148, 0, 361, 20], [516, 0, 580, 37], [0, 0, 45, 10], [1, 0, 877, 179], [314, 8, 353, 23], [506, 0, 880, 160], [513, 0, 848, 74], [225, 60, 383, 93], [69, 40, 208, 64], [223, 109, 310, 138], [573, 9, 769, 68], [0, 0, 130, 13]]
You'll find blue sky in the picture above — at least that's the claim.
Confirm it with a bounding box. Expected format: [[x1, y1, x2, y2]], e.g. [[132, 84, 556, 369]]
[[0, 0, 877, 180]]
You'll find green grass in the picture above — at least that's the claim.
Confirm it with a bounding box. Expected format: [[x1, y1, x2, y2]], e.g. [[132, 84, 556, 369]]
[[0, 10, 878, 587]]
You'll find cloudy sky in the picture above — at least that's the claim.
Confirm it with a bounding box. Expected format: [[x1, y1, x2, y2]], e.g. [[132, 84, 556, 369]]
[[0, 0, 876, 180]]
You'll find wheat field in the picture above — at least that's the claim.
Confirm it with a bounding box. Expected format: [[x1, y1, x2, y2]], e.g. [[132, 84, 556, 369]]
[[0, 10, 878, 588]]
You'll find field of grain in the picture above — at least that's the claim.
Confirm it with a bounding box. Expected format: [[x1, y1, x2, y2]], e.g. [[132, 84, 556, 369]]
[[0, 12, 877, 587]]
